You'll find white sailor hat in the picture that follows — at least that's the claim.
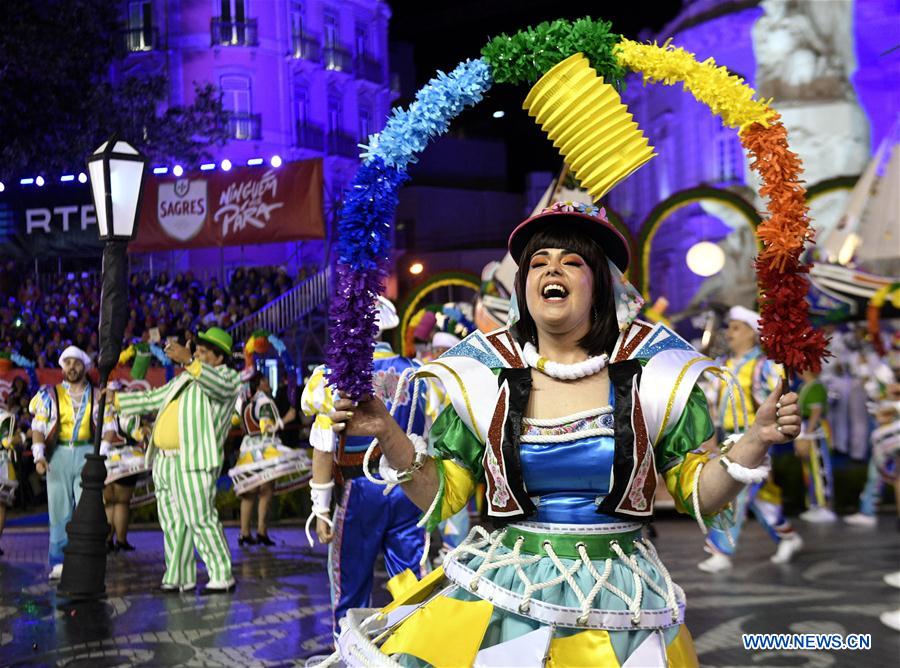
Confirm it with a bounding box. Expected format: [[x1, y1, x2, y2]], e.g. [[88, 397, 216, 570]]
[[374, 296, 399, 332], [727, 305, 760, 334], [58, 345, 92, 370]]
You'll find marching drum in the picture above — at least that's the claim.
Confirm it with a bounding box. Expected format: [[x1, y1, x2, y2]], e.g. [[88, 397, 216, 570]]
[[105, 444, 152, 485], [228, 436, 312, 496], [129, 473, 156, 509], [0, 450, 17, 506], [872, 415, 900, 480]]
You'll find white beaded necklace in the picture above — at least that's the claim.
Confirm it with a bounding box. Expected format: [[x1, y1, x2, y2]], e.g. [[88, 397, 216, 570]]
[[522, 342, 609, 380]]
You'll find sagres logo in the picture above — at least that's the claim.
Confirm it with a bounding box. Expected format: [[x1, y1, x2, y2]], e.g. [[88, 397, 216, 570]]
[[213, 169, 284, 237], [158, 178, 208, 241]]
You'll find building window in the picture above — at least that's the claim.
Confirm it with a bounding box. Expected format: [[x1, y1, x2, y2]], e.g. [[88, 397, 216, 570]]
[[327, 94, 343, 136], [715, 123, 744, 183], [127, 0, 155, 51], [213, 0, 258, 46], [296, 87, 309, 128], [355, 23, 368, 59], [221, 75, 259, 140], [290, 1, 304, 37], [358, 107, 371, 142], [323, 10, 338, 49]]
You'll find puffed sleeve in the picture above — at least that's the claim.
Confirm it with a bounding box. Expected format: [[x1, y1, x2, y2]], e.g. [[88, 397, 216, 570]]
[[656, 385, 729, 527], [422, 404, 485, 532], [300, 365, 336, 452]]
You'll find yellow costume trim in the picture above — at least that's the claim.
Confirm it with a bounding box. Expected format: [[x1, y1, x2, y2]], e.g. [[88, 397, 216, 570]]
[[656, 355, 715, 444], [418, 362, 483, 442], [380, 595, 493, 667], [614, 38, 774, 133], [118, 345, 136, 366], [665, 451, 711, 518], [547, 629, 620, 667], [756, 476, 782, 505], [185, 358, 203, 377], [667, 624, 700, 668], [57, 386, 93, 442], [440, 459, 476, 521], [381, 567, 445, 614]]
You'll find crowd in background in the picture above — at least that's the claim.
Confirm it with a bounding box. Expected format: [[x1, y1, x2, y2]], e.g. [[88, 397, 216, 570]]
[[0, 262, 319, 369]]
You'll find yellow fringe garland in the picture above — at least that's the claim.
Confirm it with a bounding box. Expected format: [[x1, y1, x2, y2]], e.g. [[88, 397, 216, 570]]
[[614, 38, 774, 132]]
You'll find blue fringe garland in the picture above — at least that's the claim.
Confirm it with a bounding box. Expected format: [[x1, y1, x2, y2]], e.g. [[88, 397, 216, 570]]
[[328, 59, 493, 396]]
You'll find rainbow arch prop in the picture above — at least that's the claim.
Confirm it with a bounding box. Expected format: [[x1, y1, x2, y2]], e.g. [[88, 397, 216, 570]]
[[327, 18, 827, 398]]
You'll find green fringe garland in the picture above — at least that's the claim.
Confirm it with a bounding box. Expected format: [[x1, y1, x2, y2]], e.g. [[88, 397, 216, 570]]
[[481, 16, 625, 87]]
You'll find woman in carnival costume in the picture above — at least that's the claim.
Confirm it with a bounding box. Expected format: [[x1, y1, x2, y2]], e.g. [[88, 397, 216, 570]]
[[101, 380, 150, 552], [0, 407, 23, 557], [328, 201, 802, 665], [229, 370, 311, 546]]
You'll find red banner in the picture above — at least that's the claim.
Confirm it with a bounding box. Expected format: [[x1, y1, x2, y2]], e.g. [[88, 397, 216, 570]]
[[0, 367, 170, 404], [130, 158, 324, 251]]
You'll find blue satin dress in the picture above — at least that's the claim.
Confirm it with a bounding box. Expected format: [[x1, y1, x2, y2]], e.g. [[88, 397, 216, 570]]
[[446, 404, 682, 664]]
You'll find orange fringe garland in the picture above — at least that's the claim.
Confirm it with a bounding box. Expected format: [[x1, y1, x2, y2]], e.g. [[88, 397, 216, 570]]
[[740, 113, 829, 374]]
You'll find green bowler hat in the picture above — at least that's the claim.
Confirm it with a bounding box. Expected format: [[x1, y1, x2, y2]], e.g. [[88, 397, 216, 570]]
[[197, 327, 233, 356]]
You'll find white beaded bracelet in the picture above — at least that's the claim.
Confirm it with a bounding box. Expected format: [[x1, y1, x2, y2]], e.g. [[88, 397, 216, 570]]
[[378, 434, 429, 484], [718, 453, 771, 485]]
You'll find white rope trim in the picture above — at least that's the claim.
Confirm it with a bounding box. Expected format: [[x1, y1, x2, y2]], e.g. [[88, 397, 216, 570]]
[[523, 342, 609, 380], [443, 526, 681, 628], [691, 461, 707, 536], [521, 427, 615, 444], [522, 406, 613, 426]]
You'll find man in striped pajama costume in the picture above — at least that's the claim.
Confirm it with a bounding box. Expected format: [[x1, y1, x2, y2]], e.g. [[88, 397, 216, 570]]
[[114, 327, 240, 594]]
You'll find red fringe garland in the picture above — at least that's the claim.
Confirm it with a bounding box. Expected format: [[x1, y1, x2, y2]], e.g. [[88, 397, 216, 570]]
[[741, 114, 829, 374]]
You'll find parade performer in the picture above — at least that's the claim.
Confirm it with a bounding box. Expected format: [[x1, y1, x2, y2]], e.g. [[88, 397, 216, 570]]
[[0, 408, 22, 557], [301, 296, 428, 639], [113, 327, 240, 594], [698, 307, 803, 572], [101, 380, 150, 552], [319, 18, 826, 663], [843, 333, 897, 526], [229, 370, 311, 546], [795, 369, 837, 522], [30, 346, 108, 579], [329, 203, 802, 664]]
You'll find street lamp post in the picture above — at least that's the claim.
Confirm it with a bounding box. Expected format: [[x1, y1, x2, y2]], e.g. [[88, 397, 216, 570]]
[[57, 137, 147, 600]]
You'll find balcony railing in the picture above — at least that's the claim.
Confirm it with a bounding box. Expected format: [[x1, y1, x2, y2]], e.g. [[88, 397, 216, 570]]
[[356, 56, 384, 84], [211, 18, 259, 47], [292, 32, 320, 62], [297, 123, 325, 151], [326, 132, 359, 159], [124, 26, 159, 52], [228, 267, 331, 343], [323, 46, 354, 73], [226, 113, 262, 140]]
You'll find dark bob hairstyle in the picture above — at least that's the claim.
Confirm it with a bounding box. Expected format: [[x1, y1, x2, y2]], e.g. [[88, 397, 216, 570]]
[[512, 226, 619, 357]]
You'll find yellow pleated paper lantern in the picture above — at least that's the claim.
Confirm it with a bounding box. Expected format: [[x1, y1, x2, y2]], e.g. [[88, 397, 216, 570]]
[[524, 52, 656, 200]]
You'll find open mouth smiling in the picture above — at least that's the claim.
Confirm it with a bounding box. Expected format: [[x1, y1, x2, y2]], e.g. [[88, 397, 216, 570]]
[[541, 283, 569, 301]]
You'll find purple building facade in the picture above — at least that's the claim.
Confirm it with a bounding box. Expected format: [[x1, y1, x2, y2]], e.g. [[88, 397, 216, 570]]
[[604, 0, 900, 314], [121, 0, 395, 276]]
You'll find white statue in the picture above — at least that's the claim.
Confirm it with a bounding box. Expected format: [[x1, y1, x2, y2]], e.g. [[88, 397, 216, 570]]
[[753, 0, 856, 102]]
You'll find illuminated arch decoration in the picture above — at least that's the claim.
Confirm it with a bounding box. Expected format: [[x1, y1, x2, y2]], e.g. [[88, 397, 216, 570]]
[[395, 272, 481, 356], [328, 18, 826, 398], [804, 175, 859, 204], [635, 186, 761, 298]]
